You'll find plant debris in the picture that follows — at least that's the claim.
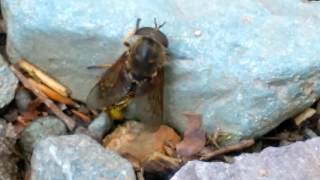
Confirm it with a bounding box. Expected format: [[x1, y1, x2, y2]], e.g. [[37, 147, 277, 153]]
[[176, 112, 206, 159], [10, 63, 76, 130], [200, 139, 255, 160]]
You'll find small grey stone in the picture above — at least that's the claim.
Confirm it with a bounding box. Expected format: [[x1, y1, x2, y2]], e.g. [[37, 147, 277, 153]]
[[171, 138, 320, 180], [31, 134, 135, 180], [88, 112, 112, 140], [0, 120, 18, 180], [19, 116, 67, 154], [15, 87, 33, 112], [0, 54, 18, 109]]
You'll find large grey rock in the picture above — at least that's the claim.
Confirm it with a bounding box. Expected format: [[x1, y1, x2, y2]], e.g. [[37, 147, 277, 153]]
[[0, 54, 18, 109], [171, 138, 320, 180], [20, 116, 67, 154], [2, 0, 320, 142], [31, 134, 135, 180], [0, 120, 18, 180]]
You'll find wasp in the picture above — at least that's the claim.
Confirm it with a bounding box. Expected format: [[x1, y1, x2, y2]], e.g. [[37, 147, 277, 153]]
[[87, 18, 168, 126]]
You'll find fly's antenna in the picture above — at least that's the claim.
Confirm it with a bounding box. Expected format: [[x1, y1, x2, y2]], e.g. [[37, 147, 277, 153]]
[[154, 18, 166, 30], [135, 18, 141, 31]]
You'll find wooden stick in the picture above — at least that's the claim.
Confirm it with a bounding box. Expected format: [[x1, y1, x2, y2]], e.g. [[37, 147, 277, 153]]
[[87, 64, 112, 69], [17, 59, 71, 97], [200, 139, 255, 160], [71, 109, 91, 123], [28, 78, 77, 106], [10, 65, 76, 130]]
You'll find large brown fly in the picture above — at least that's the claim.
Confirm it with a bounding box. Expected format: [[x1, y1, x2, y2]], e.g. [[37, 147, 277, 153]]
[[87, 18, 168, 125]]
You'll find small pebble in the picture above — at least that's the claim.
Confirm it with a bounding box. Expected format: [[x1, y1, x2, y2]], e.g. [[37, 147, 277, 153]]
[[88, 112, 112, 140], [15, 87, 33, 112], [19, 116, 67, 155]]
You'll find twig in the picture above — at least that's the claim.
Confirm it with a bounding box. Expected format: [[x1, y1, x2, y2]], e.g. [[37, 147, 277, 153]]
[[27, 97, 43, 112], [87, 64, 112, 69], [16, 117, 28, 127], [137, 168, 145, 180], [71, 109, 91, 123], [10, 64, 76, 130], [17, 59, 71, 97], [28, 78, 77, 106], [200, 139, 255, 160]]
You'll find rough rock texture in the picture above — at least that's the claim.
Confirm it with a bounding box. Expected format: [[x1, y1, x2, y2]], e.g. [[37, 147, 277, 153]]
[[0, 54, 18, 109], [2, 0, 320, 142], [19, 116, 67, 154], [0, 119, 18, 180], [171, 138, 320, 180], [31, 134, 135, 180]]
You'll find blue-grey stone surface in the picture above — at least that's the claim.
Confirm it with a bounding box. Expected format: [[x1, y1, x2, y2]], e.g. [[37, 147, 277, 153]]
[[171, 138, 320, 180], [0, 54, 18, 109], [2, 0, 320, 142], [20, 116, 67, 154], [31, 134, 135, 180]]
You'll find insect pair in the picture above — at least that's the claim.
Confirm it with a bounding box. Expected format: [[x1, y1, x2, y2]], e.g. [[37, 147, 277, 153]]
[[87, 18, 168, 126]]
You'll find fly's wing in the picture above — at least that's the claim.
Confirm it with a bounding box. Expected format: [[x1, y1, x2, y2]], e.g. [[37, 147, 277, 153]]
[[127, 68, 164, 127], [86, 53, 131, 109]]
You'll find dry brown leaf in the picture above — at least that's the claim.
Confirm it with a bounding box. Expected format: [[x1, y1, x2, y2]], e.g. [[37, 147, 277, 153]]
[[176, 112, 206, 158]]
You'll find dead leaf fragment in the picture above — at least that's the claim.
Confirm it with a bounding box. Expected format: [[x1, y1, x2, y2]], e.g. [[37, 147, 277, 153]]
[[176, 112, 206, 158]]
